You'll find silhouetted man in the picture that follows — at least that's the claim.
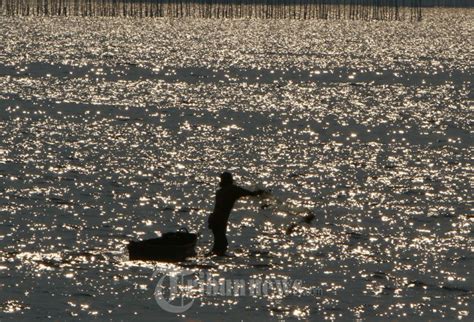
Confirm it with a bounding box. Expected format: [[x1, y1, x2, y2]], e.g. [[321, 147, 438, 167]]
[[208, 172, 264, 256]]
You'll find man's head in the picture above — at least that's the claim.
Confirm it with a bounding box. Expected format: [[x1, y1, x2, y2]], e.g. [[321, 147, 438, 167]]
[[219, 172, 233, 187]]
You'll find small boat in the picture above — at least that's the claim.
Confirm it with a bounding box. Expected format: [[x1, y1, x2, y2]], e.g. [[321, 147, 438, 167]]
[[127, 228, 197, 261]]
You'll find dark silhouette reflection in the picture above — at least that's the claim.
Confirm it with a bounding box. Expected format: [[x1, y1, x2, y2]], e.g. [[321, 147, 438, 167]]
[[208, 172, 264, 256]]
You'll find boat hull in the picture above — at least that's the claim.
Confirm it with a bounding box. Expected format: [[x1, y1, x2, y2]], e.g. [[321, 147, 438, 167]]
[[128, 231, 197, 261]]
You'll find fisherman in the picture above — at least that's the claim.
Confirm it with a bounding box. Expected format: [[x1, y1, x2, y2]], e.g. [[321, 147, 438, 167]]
[[208, 172, 265, 256]]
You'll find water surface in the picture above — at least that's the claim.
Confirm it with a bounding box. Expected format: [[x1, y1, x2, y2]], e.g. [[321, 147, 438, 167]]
[[0, 9, 472, 321]]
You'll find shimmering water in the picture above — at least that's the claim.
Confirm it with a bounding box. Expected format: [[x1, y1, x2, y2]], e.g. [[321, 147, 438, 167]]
[[0, 9, 472, 321]]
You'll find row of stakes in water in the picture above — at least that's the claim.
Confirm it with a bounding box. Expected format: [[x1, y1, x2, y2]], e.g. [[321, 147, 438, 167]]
[[0, 0, 424, 20]]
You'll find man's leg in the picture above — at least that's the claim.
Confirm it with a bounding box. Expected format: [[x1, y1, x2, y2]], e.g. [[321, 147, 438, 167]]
[[211, 225, 228, 256]]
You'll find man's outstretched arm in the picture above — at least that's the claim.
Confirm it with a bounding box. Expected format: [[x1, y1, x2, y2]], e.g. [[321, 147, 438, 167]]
[[237, 186, 266, 197]]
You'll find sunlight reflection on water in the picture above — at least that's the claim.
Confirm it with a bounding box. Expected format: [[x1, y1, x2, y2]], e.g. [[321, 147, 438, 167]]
[[0, 9, 472, 321]]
